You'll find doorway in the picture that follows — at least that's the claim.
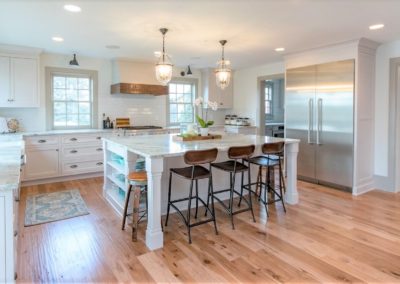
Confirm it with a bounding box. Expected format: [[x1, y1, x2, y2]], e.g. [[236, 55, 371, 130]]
[[257, 74, 285, 136]]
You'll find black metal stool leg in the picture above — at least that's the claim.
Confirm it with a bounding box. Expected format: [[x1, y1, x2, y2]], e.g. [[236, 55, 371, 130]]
[[238, 171, 244, 207], [122, 184, 132, 230], [195, 179, 199, 219], [187, 179, 194, 244], [278, 160, 287, 213], [264, 166, 270, 217], [165, 172, 173, 227], [247, 165, 256, 222], [229, 170, 236, 230], [209, 174, 218, 235]]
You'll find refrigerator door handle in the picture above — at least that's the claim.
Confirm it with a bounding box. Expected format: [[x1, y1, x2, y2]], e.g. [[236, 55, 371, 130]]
[[308, 98, 314, 144], [317, 98, 322, 145]]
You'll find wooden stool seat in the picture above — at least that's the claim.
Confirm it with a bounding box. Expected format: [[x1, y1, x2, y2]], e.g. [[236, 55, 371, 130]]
[[128, 171, 147, 184]]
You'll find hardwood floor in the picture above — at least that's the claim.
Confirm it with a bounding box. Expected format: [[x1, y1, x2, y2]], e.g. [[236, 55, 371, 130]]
[[17, 177, 400, 283]]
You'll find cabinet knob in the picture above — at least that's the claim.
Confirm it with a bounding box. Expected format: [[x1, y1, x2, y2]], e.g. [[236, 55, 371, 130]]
[[38, 139, 46, 143], [96, 162, 103, 166], [70, 150, 78, 154], [14, 230, 18, 237], [70, 137, 78, 141], [96, 136, 101, 140], [70, 165, 78, 169], [96, 148, 102, 151], [14, 272, 17, 280]]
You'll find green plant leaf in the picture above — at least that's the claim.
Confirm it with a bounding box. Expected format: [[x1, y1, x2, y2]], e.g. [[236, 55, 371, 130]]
[[207, 120, 214, 127], [196, 115, 207, 128]]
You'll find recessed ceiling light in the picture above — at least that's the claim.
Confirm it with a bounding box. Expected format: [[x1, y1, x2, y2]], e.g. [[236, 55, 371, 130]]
[[52, 36, 64, 42], [105, 45, 120, 49], [63, 4, 81, 12], [275, 47, 285, 52], [369, 24, 384, 30]]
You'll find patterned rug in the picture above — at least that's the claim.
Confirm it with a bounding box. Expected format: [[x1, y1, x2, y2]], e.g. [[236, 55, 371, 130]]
[[25, 189, 89, 226]]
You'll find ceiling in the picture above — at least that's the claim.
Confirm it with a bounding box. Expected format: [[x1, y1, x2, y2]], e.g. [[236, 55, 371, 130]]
[[1, 0, 400, 69]]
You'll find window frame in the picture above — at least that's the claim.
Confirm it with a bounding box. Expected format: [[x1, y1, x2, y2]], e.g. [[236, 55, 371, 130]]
[[264, 80, 273, 118], [167, 78, 198, 126], [45, 67, 98, 130]]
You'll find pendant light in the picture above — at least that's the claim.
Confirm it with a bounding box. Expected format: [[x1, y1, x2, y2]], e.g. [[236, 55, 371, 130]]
[[155, 28, 173, 85], [215, 40, 231, 90], [69, 54, 79, 66]]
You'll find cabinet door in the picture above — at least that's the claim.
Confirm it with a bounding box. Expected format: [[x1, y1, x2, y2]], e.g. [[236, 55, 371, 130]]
[[11, 58, 39, 107], [24, 147, 59, 180], [0, 196, 6, 283], [0, 57, 11, 106]]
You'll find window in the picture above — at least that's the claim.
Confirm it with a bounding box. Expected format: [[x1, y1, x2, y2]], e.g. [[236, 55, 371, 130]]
[[168, 81, 195, 125], [265, 81, 273, 116], [46, 68, 97, 130]]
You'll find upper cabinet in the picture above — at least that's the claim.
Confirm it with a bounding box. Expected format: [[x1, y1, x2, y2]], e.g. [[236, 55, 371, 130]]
[[201, 68, 233, 109], [0, 52, 40, 108]]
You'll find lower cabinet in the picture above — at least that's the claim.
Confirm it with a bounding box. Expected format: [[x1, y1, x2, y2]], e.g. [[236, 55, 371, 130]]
[[23, 133, 104, 182], [24, 146, 59, 180]]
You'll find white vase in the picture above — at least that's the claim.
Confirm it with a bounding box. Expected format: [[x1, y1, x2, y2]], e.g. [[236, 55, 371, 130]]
[[200, 127, 209, 136]]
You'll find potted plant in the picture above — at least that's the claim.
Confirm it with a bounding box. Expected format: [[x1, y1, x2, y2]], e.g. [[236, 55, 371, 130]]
[[194, 97, 218, 136]]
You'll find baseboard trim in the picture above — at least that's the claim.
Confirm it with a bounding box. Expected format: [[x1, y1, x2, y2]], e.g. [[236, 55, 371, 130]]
[[373, 175, 395, 192], [352, 177, 374, 196], [21, 172, 103, 187]]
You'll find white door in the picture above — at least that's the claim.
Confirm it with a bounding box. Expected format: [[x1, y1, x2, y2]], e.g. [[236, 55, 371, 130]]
[[24, 147, 59, 180], [11, 58, 38, 107], [0, 57, 11, 106]]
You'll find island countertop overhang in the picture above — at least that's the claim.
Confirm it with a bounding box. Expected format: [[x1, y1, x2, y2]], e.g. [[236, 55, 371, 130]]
[[102, 133, 300, 159]]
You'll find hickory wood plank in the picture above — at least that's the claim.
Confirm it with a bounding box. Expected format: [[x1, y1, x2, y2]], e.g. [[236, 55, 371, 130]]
[[17, 177, 400, 283]]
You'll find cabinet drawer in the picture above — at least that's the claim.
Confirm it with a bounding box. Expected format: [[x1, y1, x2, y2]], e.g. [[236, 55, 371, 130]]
[[25, 136, 59, 147], [62, 160, 103, 176], [62, 134, 102, 145], [62, 145, 103, 161]]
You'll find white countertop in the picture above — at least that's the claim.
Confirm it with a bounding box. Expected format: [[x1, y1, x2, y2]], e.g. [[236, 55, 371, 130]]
[[0, 135, 24, 192], [103, 133, 299, 159]]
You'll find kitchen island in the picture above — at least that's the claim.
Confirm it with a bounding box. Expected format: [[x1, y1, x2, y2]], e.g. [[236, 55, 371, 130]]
[[102, 133, 299, 250]]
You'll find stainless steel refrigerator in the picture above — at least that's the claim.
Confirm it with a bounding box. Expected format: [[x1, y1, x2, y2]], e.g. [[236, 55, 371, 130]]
[[285, 60, 354, 190]]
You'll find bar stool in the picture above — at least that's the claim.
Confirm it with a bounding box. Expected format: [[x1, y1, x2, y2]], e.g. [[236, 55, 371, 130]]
[[121, 158, 148, 241], [210, 145, 256, 229], [243, 142, 286, 217], [165, 148, 218, 244]]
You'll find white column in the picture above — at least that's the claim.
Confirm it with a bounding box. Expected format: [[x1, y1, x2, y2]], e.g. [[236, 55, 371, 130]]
[[145, 156, 164, 250], [285, 142, 299, 204]]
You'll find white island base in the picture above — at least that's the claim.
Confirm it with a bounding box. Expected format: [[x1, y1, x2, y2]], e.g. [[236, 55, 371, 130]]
[[102, 133, 299, 250]]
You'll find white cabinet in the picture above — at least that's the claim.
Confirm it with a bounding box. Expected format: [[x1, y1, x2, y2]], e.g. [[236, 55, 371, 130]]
[[0, 56, 39, 108], [201, 68, 233, 109], [23, 133, 104, 183], [225, 125, 257, 135], [24, 146, 60, 180]]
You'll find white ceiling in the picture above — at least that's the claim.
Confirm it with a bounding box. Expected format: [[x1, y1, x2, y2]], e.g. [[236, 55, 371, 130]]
[[1, 0, 400, 69]]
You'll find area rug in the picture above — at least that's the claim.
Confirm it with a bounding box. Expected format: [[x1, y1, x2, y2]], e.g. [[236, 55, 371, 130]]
[[24, 189, 89, 226]]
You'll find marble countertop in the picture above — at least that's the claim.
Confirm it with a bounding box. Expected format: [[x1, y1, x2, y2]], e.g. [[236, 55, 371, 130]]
[[103, 133, 299, 159], [0, 135, 24, 192]]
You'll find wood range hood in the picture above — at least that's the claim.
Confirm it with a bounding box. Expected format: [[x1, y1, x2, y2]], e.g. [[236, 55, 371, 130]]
[[111, 83, 168, 96], [111, 60, 168, 96]]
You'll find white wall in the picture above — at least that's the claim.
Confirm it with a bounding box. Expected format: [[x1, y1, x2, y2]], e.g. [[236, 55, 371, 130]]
[[231, 61, 285, 128], [374, 40, 400, 178], [0, 52, 224, 131]]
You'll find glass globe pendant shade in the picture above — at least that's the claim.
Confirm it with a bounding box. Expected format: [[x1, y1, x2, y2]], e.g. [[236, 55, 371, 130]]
[[155, 57, 173, 86], [215, 60, 231, 90]]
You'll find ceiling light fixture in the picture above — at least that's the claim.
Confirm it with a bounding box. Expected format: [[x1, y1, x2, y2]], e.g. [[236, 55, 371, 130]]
[[275, 47, 285, 52], [369, 24, 384, 30], [64, 4, 81, 12], [155, 28, 173, 85], [52, 36, 64, 42], [69, 54, 79, 66], [215, 40, 231, 90]]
